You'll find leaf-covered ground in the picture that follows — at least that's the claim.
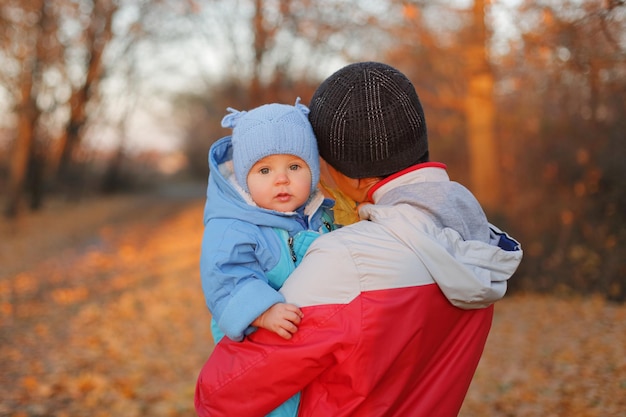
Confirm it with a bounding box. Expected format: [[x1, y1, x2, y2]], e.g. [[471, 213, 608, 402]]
[[1, 190, 624, 416]]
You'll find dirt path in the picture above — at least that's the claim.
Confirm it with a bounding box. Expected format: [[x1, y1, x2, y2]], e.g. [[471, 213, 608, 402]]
[[0, 187, 214, 416], [1, 187, 625, 416]]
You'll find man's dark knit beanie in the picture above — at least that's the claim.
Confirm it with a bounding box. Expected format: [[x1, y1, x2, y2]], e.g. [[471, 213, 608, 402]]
[[308, 61, 429, 179]]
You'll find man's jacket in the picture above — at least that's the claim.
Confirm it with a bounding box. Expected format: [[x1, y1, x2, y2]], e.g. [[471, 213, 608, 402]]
[[195, 163, 523, 416]]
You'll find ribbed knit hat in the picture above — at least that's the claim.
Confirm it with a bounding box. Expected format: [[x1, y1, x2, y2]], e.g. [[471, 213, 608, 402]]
[[222, 98, 320, 193], [309, 61, 428, 178]]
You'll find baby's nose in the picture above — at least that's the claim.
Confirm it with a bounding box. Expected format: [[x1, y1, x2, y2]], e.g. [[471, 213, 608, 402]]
[[275, 172, 289, 184]]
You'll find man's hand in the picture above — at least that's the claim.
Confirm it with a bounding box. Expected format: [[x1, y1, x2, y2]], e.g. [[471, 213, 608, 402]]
[[252, 303, 304, 339]]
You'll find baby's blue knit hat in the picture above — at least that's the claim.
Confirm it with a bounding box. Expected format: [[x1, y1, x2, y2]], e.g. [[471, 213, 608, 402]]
[[222, 98, 320, 194]]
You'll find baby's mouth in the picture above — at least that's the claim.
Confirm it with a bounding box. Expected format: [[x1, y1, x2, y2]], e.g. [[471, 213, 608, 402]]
[[275, 193, 291, 201]]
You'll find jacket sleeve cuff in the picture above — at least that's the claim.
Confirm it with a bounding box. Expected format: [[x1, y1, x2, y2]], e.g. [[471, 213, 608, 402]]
[[218, 279, 285, 341]]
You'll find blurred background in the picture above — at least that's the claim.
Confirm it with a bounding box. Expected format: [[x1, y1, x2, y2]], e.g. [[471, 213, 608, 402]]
[[2, 0, 624, 300], [0, 1, 625, 415]]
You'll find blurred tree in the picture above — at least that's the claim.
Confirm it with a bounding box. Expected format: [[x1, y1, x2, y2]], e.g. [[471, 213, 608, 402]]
[[1, 0, 624, 301], [1, 0, 120, 215], [3, 0, 54, 217], [1, 0, 198, 215], [385, 1, 500, 211], [52, 0, 118, 190], [178, 0, 390, 176], [386, 2, 465, 178], [383, 0, 625, 300], [499, 0, 626, 299], [464, 0, 499, 212]]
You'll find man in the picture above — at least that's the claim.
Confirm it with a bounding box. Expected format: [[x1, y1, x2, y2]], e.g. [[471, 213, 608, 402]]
[[195, 61, 522, 417]]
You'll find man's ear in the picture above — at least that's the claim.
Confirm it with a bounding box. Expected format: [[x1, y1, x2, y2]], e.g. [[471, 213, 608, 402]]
[[355, 177, 382, 203], [356, 177, 381, 192]]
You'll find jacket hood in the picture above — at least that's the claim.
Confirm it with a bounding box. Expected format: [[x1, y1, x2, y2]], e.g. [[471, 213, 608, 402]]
[[204, 136, 327, 235], [421, 218, 522, 308], [359, 166, 523, 308]]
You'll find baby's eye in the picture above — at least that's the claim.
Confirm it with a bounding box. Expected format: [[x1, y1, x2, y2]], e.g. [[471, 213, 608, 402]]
[[259, 167, 270, 175], [289, 164, 301, 171]]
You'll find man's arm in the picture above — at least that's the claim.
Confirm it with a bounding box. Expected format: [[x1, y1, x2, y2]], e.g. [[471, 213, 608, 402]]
[[195, 234, 361, 416], [195, 300, 360, 416]]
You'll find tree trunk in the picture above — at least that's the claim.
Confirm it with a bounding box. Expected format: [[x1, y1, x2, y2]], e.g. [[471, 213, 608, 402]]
[[4, 0, 45, 218], [53, 0, 117, 187], [250, 0, 265, 105], [465, 0, 500, 212], [5, 79, 37, 218]]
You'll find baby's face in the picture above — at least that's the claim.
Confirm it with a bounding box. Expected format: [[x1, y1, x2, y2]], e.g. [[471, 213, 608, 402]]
[[247, 154, 312, 212]]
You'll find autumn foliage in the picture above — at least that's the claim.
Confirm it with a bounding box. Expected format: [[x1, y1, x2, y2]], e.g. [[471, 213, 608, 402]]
[[0, 192, 213, 416], [1, 192, 625, 416], [0, 3, 625, 413]]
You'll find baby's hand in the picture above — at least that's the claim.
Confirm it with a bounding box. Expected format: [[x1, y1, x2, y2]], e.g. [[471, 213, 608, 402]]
[[252, 303, 304, 339]]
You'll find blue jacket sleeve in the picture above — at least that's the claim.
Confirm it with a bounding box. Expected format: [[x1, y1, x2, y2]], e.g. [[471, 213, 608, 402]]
[[200, 219, 285, 342]]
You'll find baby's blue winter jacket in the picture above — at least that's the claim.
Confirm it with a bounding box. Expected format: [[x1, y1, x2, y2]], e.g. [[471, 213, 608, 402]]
[[200, 136, 336, 343]]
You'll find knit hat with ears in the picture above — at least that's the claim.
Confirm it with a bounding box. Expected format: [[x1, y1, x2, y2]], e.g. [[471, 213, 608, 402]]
[[222, 98, 320, 193], [308, 61, 429, 179]]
